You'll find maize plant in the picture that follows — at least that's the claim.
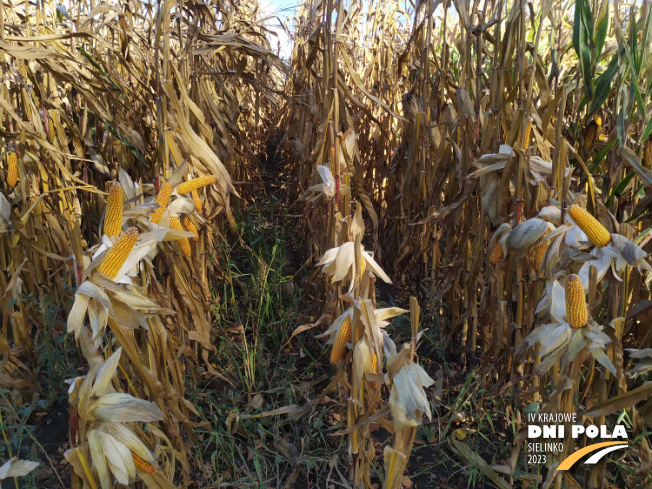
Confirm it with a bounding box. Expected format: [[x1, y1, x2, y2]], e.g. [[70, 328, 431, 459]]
[[309, 200, 433, 487], [64, 166, 220, 487]]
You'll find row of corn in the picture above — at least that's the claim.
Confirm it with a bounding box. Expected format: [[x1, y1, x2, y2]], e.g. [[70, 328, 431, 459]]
[[63, 173, 216, 488], [305, 165, 435, 487], [0, 0, 282, 485], [487, 182, 651, 482]]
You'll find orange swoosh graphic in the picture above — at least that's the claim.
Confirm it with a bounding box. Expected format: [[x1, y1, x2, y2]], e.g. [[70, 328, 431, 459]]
[[556, 441, 627, 471]]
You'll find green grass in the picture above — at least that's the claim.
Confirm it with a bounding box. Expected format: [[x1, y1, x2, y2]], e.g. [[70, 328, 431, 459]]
[[186, 195, 337, 487], [0, 283, 78, 489]]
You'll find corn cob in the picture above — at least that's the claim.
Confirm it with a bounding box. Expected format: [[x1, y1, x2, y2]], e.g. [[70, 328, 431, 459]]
[[131, 451, 157, 475], [489, 244, 503, 264], [150, 182, 172, 224], [565, 274, 587, 329], [177, 175, 217, 194], [645, 138, 652, 169], [330, 315, 352, 363], [584, 120, 598, 151], [358, 254, 366, 281], [595, 114, 602, 131], [531, 229, 550, 271], [7, 153, 18, 187], [521, 119, 531, 147], [170, 216, 192, 257], [191, 190, 203, 211], [97, 227, 139, 279], [369, 351, 379, 388], [568, 205, 611, 247], [183, 217, 199, 242], [103, 183, 123, 237]]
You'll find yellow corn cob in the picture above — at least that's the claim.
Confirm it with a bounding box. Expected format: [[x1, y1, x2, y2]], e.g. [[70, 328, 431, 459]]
[[184, 217, 199, 242], [150, 182, 172, 224], [531, 229, 550, 271], [170, 216, 192, 257], [584, 120, 598, 151], [191, 190, 203, 211], [131, 451, 157, 475], [645, 139, 652, 168], [330, 315, 352, 364], [103, 183, 123, 237], [568, 205, 611, 247], [358, 254, 366, 281], [177, 175, 217, 194], [522, 119, 532, 147], [7, 153, 18, 187], [565, 274, 587, 329], [369, 351, 379, 388], [489, 244, 503, 264], [97, 227, 139, 279]]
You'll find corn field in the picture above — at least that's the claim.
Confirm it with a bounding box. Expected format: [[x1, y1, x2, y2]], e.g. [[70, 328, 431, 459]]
[[1, 0, 652, 487]]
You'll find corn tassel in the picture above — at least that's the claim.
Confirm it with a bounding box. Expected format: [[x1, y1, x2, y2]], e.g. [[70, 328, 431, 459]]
[[331, 315, 352, 363], [104, 183, 123, 237], [151, 182, 172, 224], [97, 227, 139, 279], [170, 216, 192, 257], [184, 217, 199, 241], [191, 190, 203, 211], [131, 451, 157, 475], [177, 175, 216, 194], [565, 274, 587, 329], [568, 205, 611, 247], [7, 153, 18, 187]]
